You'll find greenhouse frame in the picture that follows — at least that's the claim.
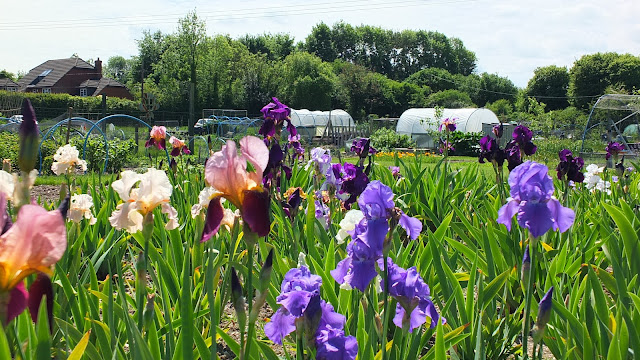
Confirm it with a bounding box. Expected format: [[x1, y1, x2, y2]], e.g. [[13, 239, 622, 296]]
[[289, 109, 355, 140]]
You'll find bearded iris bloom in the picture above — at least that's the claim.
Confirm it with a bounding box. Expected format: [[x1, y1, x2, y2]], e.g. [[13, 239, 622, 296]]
[[479, 136, 506, 167], [201, 136, 270, 242], [351, 138, 376, 159], [68, 194, 97, 225], [0, 196, 67, 324], [264, 266, 357, 360], [51, 144, 88, 175], [556, 149, 584, 183], [379, 258, 443, 332], [259, 97, 296, 141], [109, 168, 179, 233], [605, 142, 624, 161], [439, 117, 457, 132], [169, 136, 191, 156], [497, 161, 575, 238], [145, 126, 167, 150]]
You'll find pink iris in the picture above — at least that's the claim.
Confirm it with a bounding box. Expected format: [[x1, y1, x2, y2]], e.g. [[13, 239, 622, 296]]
[[201, 136, 271, 241], [169, 136, 191, 156], [0, 196, 67, 324], [145, 126, 167, 150]]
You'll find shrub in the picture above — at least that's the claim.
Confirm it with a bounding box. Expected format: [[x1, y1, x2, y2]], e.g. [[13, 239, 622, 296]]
[[71, 136, 137, 173], [0, 132, 57, 173], [370, 128, 415, 152], [448, 131, 483, 156]]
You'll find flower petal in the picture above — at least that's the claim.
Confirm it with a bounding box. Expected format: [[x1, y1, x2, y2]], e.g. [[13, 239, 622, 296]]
[[497, 200, 519, 231], [547, 199, 575, 233], [242, 189, 271, 237], [201, 198, 224, 243], [6, 282, 28, 324], [277, 290, 313, 317], [240, 136, 269, 174], [517, 202, 554, 238], [399, 213, 422, 240], [264, 308, 296, 345], [28, 273, 53, 329]]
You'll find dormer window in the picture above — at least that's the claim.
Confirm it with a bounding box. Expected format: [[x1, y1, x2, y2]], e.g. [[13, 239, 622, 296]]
[[80, 88, 88, 97], [43, 88, 51, 94]]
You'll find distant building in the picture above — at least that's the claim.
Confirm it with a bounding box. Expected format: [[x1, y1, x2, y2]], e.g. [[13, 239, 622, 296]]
[[17, 57, 134, 100], [0, 78, 19, 92]]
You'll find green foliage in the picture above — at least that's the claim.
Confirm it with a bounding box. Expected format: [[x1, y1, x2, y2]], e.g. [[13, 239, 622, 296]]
[[448, 131, 483, 156], [0, 132, 57, 173], [425, 89, 474, 108], [69, 137, 137, 173], [370, 128, 415, 151], [525, 65, 570, 110]]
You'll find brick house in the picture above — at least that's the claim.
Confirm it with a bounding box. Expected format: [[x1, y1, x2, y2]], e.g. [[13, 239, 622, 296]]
[[0, 78, 19, 92], [17, 57, 134, 100]]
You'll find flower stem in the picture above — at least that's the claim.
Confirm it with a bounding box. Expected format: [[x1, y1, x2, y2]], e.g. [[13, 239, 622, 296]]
[[296, 327, 304, 360], [244, 242, 256, 360], [381, 254, 389, 360], [522, 235, 537, 360]]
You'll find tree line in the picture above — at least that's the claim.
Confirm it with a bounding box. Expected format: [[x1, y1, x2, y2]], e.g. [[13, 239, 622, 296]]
[[2, 12, 639, 125]]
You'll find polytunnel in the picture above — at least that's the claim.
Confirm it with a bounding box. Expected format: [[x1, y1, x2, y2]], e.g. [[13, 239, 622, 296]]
[[289, 109, 355, 140], [396, 108, 500, 148]]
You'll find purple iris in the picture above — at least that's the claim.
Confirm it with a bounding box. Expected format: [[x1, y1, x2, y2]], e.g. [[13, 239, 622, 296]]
[[259, 97, 297, 140], [504, 141, 522, 171], [339, 163, 369, 209], [263, 142, 292, 188], [556, 149, 584, 183], [389, 166, 401, 178], [265, 266, 357, 360], [287, 134, 305, 162], [536, 287, 554, 330], [310, 147, 332, 176], [512, 125, 537, 156], [478, 136, 505, 167], [351, 138, 376, 159], [283, 188, 303, 220], [438, 139, 455, 154], [316, 327, 358, 360], [605, 142, 624, 160], [315, 198, 330, 230], [331, 181, 422, 292], [497, 161, 575, 238], [379, 258, 443, 332], [439, 118, 457, 132]]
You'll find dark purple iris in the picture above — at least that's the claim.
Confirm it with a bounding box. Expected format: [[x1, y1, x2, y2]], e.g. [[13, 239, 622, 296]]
[[379, 257, 443, 332], [512, 125, 537, 156], [605, 142, 624, 160], [438, 139, 454, 154], [556, 149, 585, 183], [351, 138, 376, 159], [283, 188, 303, 220], [389, 166, 401, 178], [259, 97, 297, 141], [438, 118, 457, 132], [18, 99, 39, 172], [478, 136, 506, 167], [504, 141, 522, 171], [287, 134, 305, 162], [339, 163, 369, 209], [263, 142, 292, 189]]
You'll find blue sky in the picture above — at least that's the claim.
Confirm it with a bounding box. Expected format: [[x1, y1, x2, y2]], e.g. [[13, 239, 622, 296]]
[[2, 0, 638, 87]]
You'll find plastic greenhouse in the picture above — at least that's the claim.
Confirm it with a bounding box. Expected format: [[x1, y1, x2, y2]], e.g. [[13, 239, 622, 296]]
[[396, 108, 500, 148], [581, 94, 640, 159], [289, 109, 355, 140]]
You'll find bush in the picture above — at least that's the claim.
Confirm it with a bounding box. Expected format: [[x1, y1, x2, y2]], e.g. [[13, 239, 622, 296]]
[[0, 132, 57, 173], [370, 128, 415, 152], [448, 131, 483, 156], [71, 136, 137, 173]]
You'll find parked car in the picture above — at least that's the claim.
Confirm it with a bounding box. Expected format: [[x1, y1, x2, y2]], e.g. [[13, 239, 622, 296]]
[[194, 118, 218, 134]]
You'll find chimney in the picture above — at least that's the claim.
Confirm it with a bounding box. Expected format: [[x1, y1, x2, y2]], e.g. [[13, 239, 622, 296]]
[[95, 58, 102, 77]]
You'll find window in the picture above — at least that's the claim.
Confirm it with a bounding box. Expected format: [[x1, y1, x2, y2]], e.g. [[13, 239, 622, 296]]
[[43, 88, 51, 94], [80, 88, 87, 97]]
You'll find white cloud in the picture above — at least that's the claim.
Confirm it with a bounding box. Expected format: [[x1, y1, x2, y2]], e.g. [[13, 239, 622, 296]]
[[1, 0, 639, 88]]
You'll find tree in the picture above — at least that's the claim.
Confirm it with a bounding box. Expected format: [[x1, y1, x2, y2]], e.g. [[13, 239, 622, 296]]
[[306, 23, 336, 62], [569, 52, 619, 109], [279, 52, 338, 110], [0, 70, 15, 81], [475, 73, 518, 106], [425, 89, 474, 108], [525, 65, 569, 111], [105, 56, 131, 83], [132, 30, 168, 84], [239, 33, 294, 61]]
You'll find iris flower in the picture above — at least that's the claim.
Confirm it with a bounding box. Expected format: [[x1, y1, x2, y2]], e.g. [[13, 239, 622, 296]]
[[555, 149, 584, 183], [497, 161, 574, 238], [169, 136, 191, 156], [439, 117, 457, 132], [51, 144, 88, 175], [109, 168, 179, 233], [201, 136, 270, 242], [0, 196, 67, 323], [379, 258, 443, 332], [145, 126, 167, 150], [68, 194, 97, 225], [478, 136, 505, 167], [605, 142, 624, 161]]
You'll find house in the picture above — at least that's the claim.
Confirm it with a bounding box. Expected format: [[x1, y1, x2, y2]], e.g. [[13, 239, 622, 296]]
[[17, 57, 134, 100], [0, 78, 19, 92]]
